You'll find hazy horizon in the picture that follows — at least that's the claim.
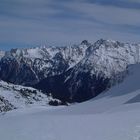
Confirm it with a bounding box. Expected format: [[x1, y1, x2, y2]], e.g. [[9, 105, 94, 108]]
[[1, 38, 140, 51]]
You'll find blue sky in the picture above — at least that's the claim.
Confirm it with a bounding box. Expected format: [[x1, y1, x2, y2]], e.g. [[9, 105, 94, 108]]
[[0, 0, 140, 50]]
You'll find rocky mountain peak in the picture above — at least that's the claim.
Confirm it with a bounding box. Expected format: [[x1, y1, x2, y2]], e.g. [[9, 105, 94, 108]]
[[81, 40, 90, 46]]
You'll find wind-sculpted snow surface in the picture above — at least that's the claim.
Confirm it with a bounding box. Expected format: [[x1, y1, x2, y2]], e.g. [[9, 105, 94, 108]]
[[0, 64, 140, 140], [0, 39, 140, 102]]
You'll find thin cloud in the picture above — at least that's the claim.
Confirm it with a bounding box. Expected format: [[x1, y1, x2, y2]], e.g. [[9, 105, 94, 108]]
[[0, 0, 140, 50], [86, 0, 140, 9]]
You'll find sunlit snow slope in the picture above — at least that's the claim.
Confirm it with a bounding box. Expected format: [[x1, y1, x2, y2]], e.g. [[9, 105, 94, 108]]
[[0, 64, 140, 140]]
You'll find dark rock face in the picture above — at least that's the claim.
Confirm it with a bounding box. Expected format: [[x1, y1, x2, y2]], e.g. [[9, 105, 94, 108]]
[[65, 72, 110, 102], [34, 70, 110, 102], [0, 57, 19, 82], [34, 74, 70, 102], [0, 96, 15, 112], [0, 56, 38, 85]]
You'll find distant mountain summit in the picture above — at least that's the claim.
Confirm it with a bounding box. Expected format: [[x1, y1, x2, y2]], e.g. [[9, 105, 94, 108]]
[[0, 39, 140, 102]]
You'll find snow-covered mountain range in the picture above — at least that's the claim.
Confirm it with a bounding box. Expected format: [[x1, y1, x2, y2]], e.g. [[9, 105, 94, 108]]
[[0, 40, 89, 85], [0, 39, 140, 102]]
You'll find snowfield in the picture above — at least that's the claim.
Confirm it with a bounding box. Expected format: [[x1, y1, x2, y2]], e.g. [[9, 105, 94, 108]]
[[0, 64, 140, 140], [0, 103, 140, 140]]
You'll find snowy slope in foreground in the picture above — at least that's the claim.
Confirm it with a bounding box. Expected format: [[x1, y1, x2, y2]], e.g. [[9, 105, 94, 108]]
[[0, 64, 140, 140], [0, 104, 140, 140]]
